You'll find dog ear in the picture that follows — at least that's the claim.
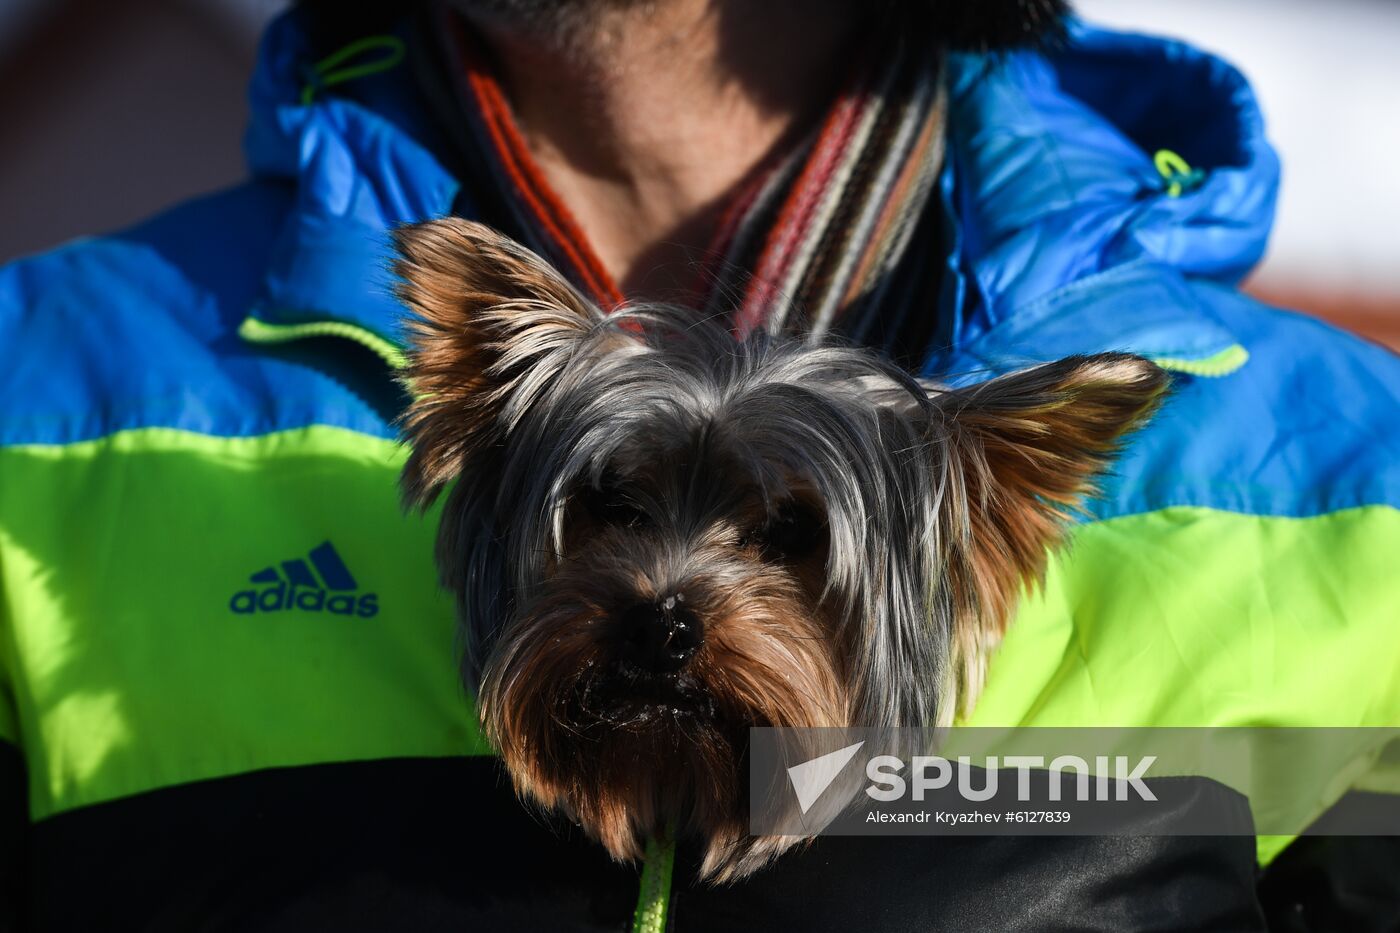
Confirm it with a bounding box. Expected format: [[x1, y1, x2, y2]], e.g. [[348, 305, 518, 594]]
[[929, 353, 1169, 705], [393, 218, 609, 509]]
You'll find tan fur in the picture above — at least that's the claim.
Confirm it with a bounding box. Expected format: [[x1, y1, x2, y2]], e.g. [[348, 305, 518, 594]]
[[477, 533, 848, 879], [394, 218, 612, 507], [936, 355, 1169, 716]]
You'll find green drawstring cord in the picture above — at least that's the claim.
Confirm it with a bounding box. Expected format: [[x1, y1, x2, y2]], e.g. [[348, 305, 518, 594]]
[[300, 35, 407, 106], [1153, 148, 1207, 198], [632, 834, 676, 933]]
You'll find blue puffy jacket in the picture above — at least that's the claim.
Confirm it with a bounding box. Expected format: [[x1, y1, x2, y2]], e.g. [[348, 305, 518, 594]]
[[0, 11, 1396, 931]]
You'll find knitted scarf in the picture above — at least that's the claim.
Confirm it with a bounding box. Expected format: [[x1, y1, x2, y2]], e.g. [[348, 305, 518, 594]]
[[416, 8, 949, 358]]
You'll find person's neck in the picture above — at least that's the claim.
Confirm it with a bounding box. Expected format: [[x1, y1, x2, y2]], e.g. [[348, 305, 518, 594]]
[[467, 0, 861, 302]]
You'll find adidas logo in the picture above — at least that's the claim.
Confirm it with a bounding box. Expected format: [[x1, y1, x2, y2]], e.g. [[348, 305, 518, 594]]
[[229, 541, 379, 617]]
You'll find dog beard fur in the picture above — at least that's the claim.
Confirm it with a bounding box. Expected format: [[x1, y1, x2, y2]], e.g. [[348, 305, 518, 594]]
[[394, 219, 1167, 881], [479, 540, 848, 878]]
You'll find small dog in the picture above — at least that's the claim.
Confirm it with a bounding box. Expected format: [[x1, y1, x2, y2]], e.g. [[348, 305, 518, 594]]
[[393, 219, 1166, 880]]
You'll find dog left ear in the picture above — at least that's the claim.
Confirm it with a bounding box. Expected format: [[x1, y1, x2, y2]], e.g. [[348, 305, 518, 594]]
[[929, 353, 1169, 702], [393, 219, 611, 510]]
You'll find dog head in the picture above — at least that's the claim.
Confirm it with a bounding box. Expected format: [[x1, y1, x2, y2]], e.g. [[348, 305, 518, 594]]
[[394, 218, 1166, 879]]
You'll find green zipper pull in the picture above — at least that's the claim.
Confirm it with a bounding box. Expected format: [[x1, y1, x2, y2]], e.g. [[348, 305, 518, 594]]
[[300, 34, 407, 107], [1153, 148, 1207, 198]]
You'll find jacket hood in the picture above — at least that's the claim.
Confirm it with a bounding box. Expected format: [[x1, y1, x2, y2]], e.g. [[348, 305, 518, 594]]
[[944, 21, 1279, 335], [243, 12, 458, 360], [240, 13, 1280, 367]]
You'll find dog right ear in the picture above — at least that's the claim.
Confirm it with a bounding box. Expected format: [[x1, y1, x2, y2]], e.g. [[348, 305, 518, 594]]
[[393, 219, 607, 510]]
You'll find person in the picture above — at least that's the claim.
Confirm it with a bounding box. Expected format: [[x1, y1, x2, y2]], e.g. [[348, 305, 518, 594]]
[[0, 1, 1396, 930]]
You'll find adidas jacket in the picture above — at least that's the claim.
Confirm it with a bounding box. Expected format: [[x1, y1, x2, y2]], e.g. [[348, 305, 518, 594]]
[[0, 10, 1397, 932]]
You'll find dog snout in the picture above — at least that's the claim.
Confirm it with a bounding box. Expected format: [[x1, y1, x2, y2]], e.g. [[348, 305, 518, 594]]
[[618, 593, 703, 674]]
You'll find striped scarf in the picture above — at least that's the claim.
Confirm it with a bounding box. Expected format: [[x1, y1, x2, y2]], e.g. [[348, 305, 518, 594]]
[[424, 10, 948, 354]]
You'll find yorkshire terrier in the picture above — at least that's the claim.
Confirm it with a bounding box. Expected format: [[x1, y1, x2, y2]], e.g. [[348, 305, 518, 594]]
[[393, 219, 1167, 881]]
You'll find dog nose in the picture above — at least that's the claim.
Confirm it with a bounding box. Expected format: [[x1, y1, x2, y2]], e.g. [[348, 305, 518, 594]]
[[618, 594, 703, 674]]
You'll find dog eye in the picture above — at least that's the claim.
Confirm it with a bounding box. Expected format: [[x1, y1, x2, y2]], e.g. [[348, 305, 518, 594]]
[[579, 483, 649, 529], [748, 502, 822, 560]]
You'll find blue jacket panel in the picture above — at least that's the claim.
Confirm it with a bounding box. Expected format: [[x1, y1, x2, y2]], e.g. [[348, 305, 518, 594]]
[[1, 14, 1396, 526]]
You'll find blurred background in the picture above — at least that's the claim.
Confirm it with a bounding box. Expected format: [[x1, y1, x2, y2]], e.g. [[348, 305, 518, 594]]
[[1, 0, 1396, 349]]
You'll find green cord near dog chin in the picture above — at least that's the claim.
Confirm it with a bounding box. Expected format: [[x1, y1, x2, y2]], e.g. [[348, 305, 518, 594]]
[[632, 834, 676, 933]]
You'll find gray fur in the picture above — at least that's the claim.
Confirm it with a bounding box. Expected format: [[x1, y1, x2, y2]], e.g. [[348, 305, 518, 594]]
[[435, 302, 960, 730]]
